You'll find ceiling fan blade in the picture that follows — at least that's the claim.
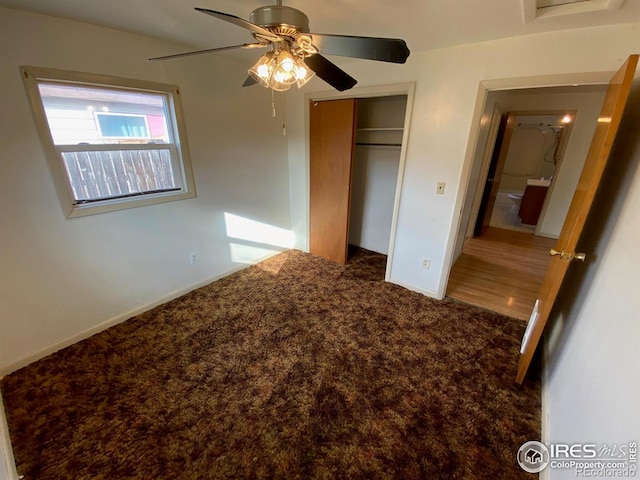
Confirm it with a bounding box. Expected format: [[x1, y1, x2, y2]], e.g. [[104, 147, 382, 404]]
[[149, 43, 265, 61], [242, 76, 257, 87], [195, 8, 281, 42], [310, 33, 410, 64], [304, 54, 357, 92]]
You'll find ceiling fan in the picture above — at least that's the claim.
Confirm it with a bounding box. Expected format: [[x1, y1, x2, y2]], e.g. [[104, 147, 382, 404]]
[[150, 1, 410, 92]]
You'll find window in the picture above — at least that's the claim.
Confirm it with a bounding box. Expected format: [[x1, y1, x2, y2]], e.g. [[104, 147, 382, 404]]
[[22, 66, 196, 217], [95, 113, 150, 139]]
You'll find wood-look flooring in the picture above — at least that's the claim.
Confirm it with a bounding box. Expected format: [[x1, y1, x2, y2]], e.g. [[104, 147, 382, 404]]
[[446, 227, 557, 321]]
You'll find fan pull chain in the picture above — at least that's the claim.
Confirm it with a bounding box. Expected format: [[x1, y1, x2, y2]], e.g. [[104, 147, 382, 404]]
[[270, 90, 287, 135], [271, 88, 277, 118], [282, 92, 287, 136]]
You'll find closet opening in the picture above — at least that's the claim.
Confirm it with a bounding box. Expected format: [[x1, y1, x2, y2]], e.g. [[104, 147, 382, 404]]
[[347, 95, 407, 267], [307, 84, 414, 280]]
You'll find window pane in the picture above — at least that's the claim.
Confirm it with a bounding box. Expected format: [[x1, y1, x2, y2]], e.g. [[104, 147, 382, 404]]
[[96, 114, 149, 138], [61, 149, 178, 202], [37, 83, 170, 145]]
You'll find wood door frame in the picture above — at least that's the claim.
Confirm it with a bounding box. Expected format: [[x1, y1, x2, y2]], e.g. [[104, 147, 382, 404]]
[[304, 82, 416, 280], [462, 104, 504, 246], [474, 112, 517, 236]]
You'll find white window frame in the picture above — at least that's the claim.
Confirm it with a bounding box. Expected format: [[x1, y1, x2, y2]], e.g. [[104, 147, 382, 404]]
[[21, 66, 197, 218]]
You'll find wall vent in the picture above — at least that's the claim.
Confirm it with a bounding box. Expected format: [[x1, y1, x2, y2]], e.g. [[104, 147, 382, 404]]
[[522, 0, 625, 23]]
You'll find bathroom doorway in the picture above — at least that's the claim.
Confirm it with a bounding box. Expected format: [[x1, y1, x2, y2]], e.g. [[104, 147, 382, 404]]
[[474, 111, 574, 237]]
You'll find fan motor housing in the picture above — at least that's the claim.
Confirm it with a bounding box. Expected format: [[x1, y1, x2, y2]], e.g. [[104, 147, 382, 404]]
[[250, 6, 310, 37]]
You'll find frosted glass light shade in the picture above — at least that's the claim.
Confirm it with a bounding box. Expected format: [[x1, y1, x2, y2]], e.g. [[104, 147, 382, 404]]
[[248, 51, 276, 88], [294, 60, 315, 88]]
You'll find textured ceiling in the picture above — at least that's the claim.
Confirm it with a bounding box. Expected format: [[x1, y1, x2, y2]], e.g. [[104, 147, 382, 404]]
[[1, 0, 639, 57]]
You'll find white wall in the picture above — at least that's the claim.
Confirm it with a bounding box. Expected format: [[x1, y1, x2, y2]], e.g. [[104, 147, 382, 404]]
[[498, 114, 564, 192], [544, 80, 640, 479], [498, 127, 550, 192], [0, 7, 291, 373], [349, 146, 399, 254], [286, 22, 637, 298]]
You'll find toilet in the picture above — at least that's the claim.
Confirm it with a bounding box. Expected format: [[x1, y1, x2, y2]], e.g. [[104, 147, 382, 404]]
[[507, 193, 523, 215]]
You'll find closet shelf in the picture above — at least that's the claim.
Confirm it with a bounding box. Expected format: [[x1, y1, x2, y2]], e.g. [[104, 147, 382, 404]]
[[356, 142, 402, 147], [356, 127, 404, 132]]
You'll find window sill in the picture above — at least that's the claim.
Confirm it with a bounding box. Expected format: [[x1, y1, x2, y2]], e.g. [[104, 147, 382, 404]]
[[65, 190, 196, 218]]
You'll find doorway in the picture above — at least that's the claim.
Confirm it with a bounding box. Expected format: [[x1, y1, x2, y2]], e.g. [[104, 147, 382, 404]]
[[446, 82, 609, 319], [474, 112, 574, 237]]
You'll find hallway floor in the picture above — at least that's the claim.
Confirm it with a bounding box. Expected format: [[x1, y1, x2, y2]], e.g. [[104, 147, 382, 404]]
[[446, 227, 557, 320]]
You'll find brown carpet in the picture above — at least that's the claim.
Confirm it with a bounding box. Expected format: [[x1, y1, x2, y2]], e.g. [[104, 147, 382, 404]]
[[1, 249, 541, 479]]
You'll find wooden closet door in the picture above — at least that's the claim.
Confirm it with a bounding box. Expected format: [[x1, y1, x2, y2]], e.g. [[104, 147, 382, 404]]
[[309, 99, 357, 265]]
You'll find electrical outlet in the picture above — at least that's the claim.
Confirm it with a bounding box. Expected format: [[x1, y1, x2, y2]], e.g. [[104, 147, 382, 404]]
[[189, 252, 199, 265], [436, 182, 446, 195], [422, 258, 431, 269]]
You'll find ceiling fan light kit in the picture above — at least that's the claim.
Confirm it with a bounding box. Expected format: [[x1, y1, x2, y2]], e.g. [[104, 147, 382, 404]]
[[150, 2, 410, 92], [248, 44, 316, 91]]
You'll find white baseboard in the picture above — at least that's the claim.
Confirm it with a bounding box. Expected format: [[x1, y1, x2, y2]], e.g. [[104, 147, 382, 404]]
[[0, 395, 18, 480], [0, 258, 271, 378], [535, 230, 560, 240], [387, 277, 440, 299]]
